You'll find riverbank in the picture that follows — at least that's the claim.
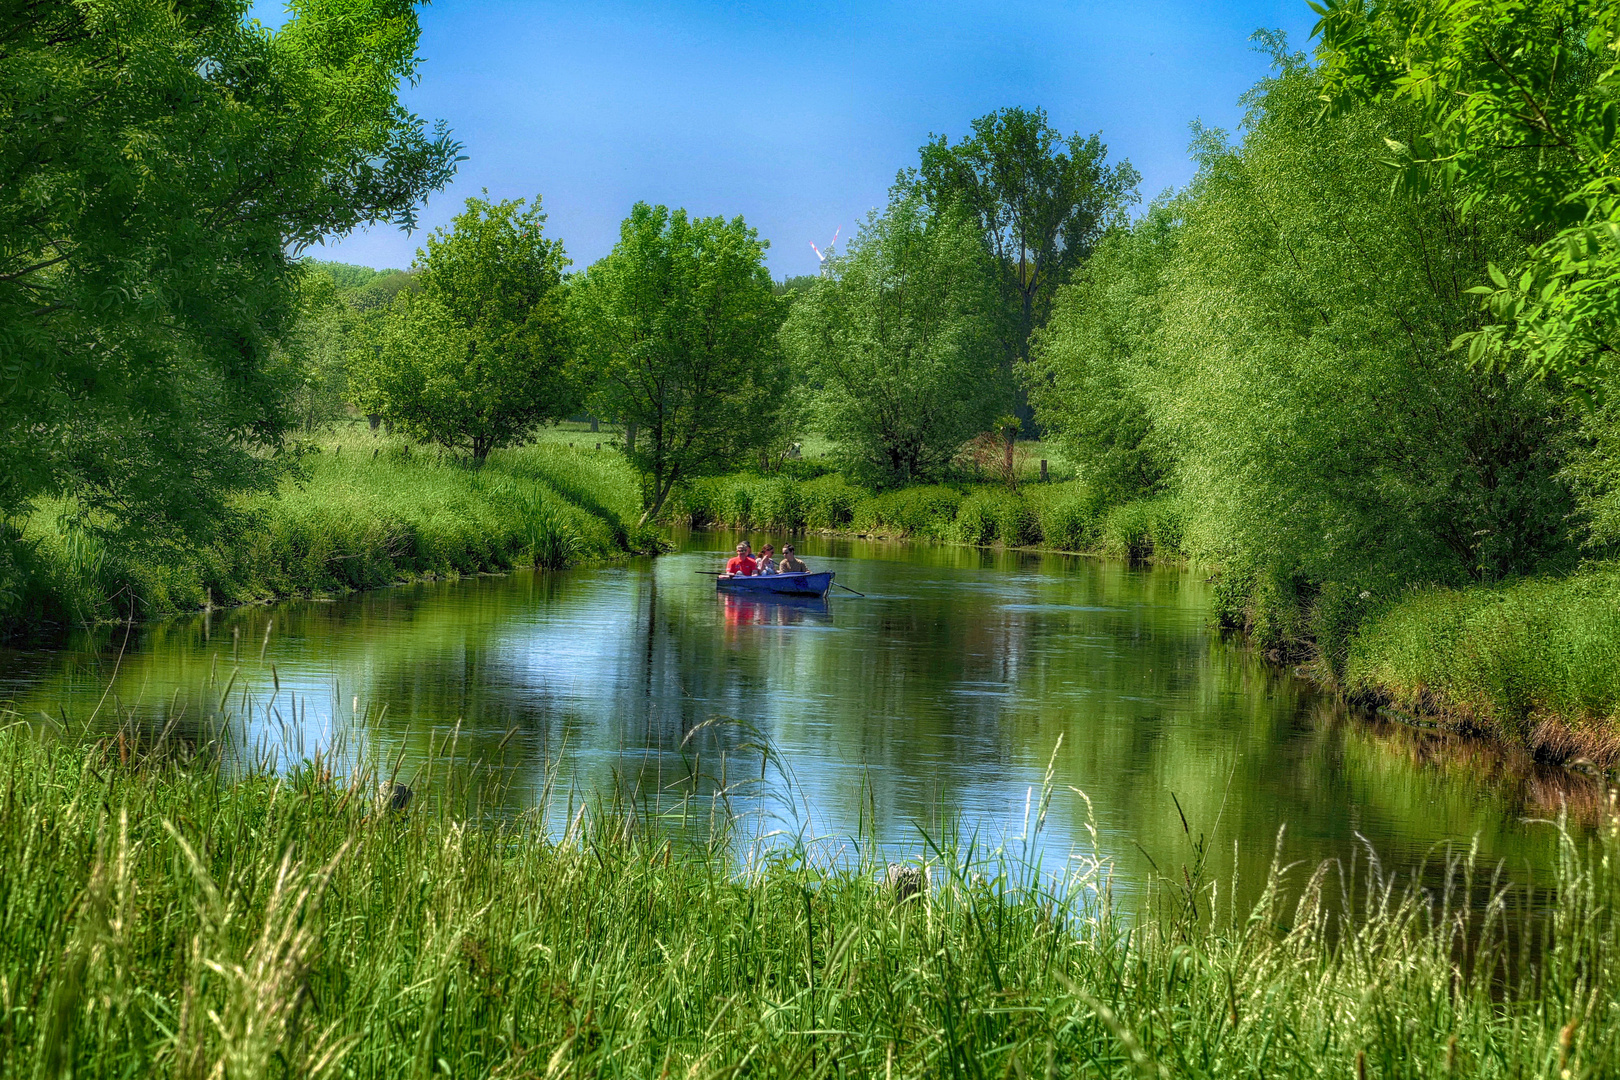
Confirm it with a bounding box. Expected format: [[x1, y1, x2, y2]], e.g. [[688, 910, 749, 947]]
[[2, 718, 1615, 1078], [665, 470, 1185, 560], [1342, 565, 1620, 767], [3, 425, 648, 638]]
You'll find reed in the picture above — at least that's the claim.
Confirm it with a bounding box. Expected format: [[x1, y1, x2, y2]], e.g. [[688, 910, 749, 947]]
[[670, 472, 1183, 560], [7, 426, 645, 634], [0, 700, 1614, 1079]]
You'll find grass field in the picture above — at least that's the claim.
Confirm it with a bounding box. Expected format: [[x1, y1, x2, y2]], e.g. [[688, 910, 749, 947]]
[[7, 422, 647, 636], [0, 706, 1614, 1079]]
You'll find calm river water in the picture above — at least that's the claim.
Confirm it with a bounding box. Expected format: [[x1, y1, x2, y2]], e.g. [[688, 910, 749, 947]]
[[0, 531, 1592, 904]]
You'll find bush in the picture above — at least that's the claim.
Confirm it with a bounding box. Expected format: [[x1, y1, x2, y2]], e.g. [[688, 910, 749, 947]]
[[799, 475, 864, 529], [850, 486, 963, 538], [749, 479, 807, 531], [1098, 497, 1183, 561], [1029, 484, 1103, 551]]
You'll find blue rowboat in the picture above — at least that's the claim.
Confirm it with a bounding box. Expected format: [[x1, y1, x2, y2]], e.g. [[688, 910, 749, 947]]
[[716, 571, 833, 598]]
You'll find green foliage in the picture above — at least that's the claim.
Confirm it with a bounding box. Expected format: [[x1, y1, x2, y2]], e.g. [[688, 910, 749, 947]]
[[783, 197, 1007, 485], [912, 106, 1141, 413], [1347, 565, 1620, 743], [1096, 57, 1580, 649], [1026, 206, 1177, 504], [1565, 398, 1620, 547], [1098, 497, 1183, 562], [1317, 0, 1620, 397], [851, 486, 966, 539], [573, 204, 787, 525], [1, 721, 1618, 1077], [666, 472, 1178, 559], [3, 430, 641, 634], [0, 0, 458, 549], [354, 195, 577, 461]]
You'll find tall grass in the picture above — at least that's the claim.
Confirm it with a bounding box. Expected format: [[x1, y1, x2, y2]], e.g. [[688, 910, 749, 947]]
[[0, 704, 1615, 1078], [7, 426, 645, 634], [670, 472, 1183, 560], [1346, 564, 1620, 757]]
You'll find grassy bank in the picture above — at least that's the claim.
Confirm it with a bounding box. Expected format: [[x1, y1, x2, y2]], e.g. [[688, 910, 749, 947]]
[[0, 716, 1615, 1078], [6, 424, 646, 635], [1345, 564, 1620, 765], [666, 471, 1185, 560]]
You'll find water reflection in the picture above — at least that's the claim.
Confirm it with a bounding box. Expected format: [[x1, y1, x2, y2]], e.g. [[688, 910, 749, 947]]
[[0, 531, 1597, 906]]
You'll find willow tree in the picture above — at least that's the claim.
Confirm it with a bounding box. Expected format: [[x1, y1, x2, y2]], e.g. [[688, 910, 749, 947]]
[[572, 204, 785, 526], [0, 0, 458, 571]]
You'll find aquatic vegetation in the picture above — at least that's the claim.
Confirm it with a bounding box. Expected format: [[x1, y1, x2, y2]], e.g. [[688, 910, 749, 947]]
[[0, 714, 1614, 1078]]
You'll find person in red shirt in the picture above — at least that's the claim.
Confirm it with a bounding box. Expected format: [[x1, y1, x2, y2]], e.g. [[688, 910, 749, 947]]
[[724, 542, 756, 576]]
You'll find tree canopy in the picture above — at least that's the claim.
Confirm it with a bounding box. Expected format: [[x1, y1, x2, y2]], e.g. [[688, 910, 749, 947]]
[[0, 0, 458, 560], [912, 106, 1139, 423], [354, 195, 577, 461], [1316, 0, 1620, 398], [783, 197, 1004, 486], [572, 204, 785, 525]]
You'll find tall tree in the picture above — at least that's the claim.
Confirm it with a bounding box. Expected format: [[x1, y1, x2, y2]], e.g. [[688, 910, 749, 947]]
[[1025, 202, 1180, 505], [1149, 55, 1576, 656], [0, 0, 458, 566], [571, 204, 785, 526], [782, 197, 1004, 486], [1317, 0, 1620, 398], [354, 195, 577, 461], [913, 107, 1139, 423]]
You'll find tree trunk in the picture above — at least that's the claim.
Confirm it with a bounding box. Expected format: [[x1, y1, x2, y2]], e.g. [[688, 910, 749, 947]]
[[637, 466, 679, 529], [625, 422, 638, 455]]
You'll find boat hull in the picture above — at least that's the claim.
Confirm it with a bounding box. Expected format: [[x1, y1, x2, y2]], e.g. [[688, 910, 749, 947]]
[[716, 571, 833, 597]]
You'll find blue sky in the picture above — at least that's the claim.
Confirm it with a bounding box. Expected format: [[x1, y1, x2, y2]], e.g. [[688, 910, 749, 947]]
[[272, 1, 1319, 276]]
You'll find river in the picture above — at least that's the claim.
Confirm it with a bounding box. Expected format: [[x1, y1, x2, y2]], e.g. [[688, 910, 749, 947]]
[[0, 531, 1590, 907]]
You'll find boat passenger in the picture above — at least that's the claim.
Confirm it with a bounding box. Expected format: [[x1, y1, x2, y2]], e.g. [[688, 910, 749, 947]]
[[724, 542, 756, 577], [778, 544, 807, 574], [755, 543, 777, 575]]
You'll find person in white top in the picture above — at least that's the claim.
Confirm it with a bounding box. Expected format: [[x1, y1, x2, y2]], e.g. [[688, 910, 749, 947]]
[[755, 543, 777, 575]]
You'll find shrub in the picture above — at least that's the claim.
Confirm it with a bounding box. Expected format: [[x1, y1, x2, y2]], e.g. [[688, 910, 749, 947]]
[[851, 486, 963, 537], [1098, 497, 1183, 561], [750, 479, 807, 531], [800, 475, 864, 529], [1031, 486, 1103, 551]]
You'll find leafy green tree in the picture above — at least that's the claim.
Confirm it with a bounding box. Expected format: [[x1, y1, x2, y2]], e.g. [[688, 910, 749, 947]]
[[912, 107, 1140, 422], [1025, 203, 1179, 504], [0, 0, 458, 562], [1152, 55, 1578, 644], [782, 197, 1004, 486], [572, 204, 786, 525], [1317, 0, 1620, 397], [354, 195, 577, 461]]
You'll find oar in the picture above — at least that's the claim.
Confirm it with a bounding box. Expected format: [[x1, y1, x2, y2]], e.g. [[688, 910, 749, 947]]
[[833, 581, 865, 597], [694, 571, 723, 575]]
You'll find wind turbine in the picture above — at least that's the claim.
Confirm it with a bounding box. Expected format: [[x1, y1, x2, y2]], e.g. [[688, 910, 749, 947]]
[[809, 226, 840, 276]]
